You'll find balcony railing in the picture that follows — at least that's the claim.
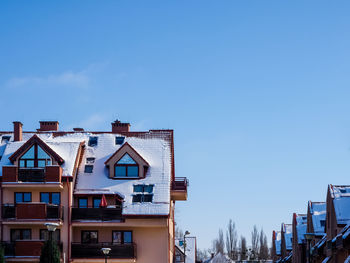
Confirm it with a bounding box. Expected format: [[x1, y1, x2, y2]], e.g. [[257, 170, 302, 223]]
[[71, 207, 123, 221], [18, 168, 45, 182], [1, 241, 62, 257], [71, 243, 136, 259], [2, 204, 63, 220], [2, 166, 62, 183], [172, 177, 188, 191]]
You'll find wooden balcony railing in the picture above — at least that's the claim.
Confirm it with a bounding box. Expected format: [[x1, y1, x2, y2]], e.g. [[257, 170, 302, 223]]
[[71, 207, 123, 221], [2, 204, 63, 220], [71, 243, 136, 259], [1, 241, 62, 257], [2, 166, 62, 183], [171, 177, 188, 191]]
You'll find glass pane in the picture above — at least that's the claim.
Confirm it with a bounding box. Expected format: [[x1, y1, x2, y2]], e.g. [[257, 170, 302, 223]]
[[115, 166, 127, 177], [53, 230, 60, 242], [117, 153, 136, 164], [37, 146, 50, 159], [15, 193, 23, 203], [132, 194, 142, 203], [47, 160, 52, 166], [79, 199, 88, 208], [143, 194, 153, 203], [90, 232, 98, 243], [127, 166, 138, 177], [19, 160, 25, 167], [124, 232, 132, 243], [41, 193, 50, 204], [38, 160, 46, 167], [23, 193, 31, 202], [52, 193, 60, 205], [133, 185, 144, 193], [113, 231, 122, 244], [27, 160, 34, 168], [144, 185, 153, 193], [21, 146, 35, 158], [22, 229, 31, 240], [82, 232, 90, 243], [84, 165, 93, 173], [88, 137, 98, 147], [11, 230, 20, 241], [93, 198, 101, 208], [40, 230, 49, 240]]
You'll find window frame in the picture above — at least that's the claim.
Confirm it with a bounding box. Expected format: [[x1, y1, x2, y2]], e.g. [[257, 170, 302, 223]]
[[92, 197, 101, 208], [19, 143, 52, 168], [114, 164, 139, 178], [112, 230, 133, 244], [10, 229, 32, 241], [84, 165, 94, 173], [78, 197, 88, 208], [81, 230, 98, 244], [40, 192, 61, 205], [132, 184, 154, 203], [14, 192, 32, 203], [40, 229, 61, 242]]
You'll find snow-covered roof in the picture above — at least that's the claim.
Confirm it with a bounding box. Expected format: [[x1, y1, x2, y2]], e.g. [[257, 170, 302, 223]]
[[0, 133, 82, 177], [204, 252, 232, 263], [329, 185, 350, 224], [309, 202, 326, 233], [295, 214, 307, 244], [282, 223, 293, 250], [275, 231, 281, 255], [175, 237, 196, 263]]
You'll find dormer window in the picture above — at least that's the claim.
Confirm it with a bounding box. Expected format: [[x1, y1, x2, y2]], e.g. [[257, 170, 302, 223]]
[[115, 154, 138, 178], [88, 137, 98, 147], [1, 136, 11, 143], [19, 144, 52, 168]]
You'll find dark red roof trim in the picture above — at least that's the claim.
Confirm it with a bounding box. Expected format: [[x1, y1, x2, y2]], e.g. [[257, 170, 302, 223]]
[[104, 142, 150, 166]]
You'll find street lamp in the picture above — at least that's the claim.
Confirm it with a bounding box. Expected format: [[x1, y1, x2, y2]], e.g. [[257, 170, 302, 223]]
[[45, 223, 59, 263], [101, 247, 111, 263], [184, 231, 190, 263]]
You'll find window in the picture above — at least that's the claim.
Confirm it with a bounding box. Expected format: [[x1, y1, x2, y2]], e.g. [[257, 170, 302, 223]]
[[84, 165, 93, 173], [132, 184, 154, 203], [114, 153, 139, 178], [81, 231, 98, 244], [115, 136, 125, 145], [112, 231, 132, 244], [11, 229, 31, 241], [1, 136, 10, 143], [78, 198, 88, 208], [40, 192, 60, 205], [88, 137, 98, 147], [15, 192, 32, 203], [93, 197, 101, 208], [86, 157, 95, 164], [19, 144, 52, 168], [320, 220, 326, 227], [40, 229, 60, 242]]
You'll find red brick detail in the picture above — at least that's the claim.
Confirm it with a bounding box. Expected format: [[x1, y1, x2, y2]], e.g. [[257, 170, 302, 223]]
[[15, 241, 44, 256], [16, 203, 46, 219], [38, 121, 59, 131], [13, 121, 23, 142], [45, 166, 62, 182], [112, 120, 130, 133], [2, 166, 17, 182]]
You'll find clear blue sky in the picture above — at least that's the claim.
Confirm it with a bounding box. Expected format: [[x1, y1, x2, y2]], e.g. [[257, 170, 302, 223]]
[[2, 0, 350, 250]]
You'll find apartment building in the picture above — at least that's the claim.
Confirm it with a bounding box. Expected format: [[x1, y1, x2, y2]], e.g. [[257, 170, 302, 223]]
[[0, 120, 188, 263], [292, 213, 307, 263]]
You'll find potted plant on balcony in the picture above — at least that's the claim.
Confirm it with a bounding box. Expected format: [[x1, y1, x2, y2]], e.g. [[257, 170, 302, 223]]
[[40, 240, 60, 263]]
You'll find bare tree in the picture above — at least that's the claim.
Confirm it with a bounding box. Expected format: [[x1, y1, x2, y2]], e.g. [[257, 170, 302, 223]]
[[196, 248, 208, 261], [259, 228, 269, 259], [251, 225, 259, 259], [175, 226, 183, 239], [240, 236, 247, 260], [225, 219, 238, 260], [212, 229, 225, 254]]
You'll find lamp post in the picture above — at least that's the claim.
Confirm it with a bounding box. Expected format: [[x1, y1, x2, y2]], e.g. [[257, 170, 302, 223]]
[[183, 231, 190, 263], [304, 233, 315, 263], [101, 247, 111, 263], [45, 223, 59, 263]]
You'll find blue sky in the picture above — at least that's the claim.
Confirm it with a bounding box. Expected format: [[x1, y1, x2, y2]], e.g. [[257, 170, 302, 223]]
[[2, 1, 350, 249]]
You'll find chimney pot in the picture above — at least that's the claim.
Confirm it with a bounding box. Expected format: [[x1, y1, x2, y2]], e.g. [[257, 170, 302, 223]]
[[13, 121, 23, 142], [112, 120, 130, 133], [73, 128, 84, 132], [38, 121, 59, 131]]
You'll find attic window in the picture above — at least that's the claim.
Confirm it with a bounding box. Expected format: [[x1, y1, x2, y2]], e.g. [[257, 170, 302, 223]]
[[86, 157, 95, 164], [19, 144, 52, 168], [320, 220, 326, 227], [1, 136, 10, 143], [84, 165, 93, 173], [132, 184, 154, 203], [115, 136, 125, 145], [114, 153, 138, 178], [88, 137, 98, 147]]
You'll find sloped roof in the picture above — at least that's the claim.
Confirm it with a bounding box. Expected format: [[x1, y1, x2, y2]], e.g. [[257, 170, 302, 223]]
[[309, 201, 326, 233], [275, 231, 282, 255], [295, 214, 307, 244], [175, 237, 196, 263], [282, 223, 293, 250], [204, 252, 232, 263], [329, 185, 350, 224]]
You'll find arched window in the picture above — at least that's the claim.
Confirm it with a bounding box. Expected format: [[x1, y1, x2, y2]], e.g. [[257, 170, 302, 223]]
[[114, 153, 139, 178], [19, 144, 52, 168]]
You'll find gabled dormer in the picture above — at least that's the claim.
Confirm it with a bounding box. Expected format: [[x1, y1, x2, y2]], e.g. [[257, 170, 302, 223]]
[[104, 142, 149, 179]]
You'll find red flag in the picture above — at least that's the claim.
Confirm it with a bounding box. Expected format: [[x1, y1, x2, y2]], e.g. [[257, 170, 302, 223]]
[[99, 195, 107, 208]]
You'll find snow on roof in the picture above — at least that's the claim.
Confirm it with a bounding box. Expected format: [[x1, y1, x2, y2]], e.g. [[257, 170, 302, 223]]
[[330, 185, 350, 224], [282, 224, 293, 250], [73, 132, 172, 216], [275, 231, 282, 255], [309, 202, 326, 233], [204, 252, 232, 263], [295, 214, 307, 244], [0, 133, 82, 177], [175, 237, 196, 263]]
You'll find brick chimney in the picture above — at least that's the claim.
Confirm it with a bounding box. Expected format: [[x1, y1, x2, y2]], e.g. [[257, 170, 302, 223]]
[[112, 120, 130, 133], [38, 121, 59, 131], [13, 121, 23, 142]]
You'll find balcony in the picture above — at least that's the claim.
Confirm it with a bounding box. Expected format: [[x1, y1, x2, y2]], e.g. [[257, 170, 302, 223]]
[[71, 207, 123, 221], [71, 243, 136, 259], [1, 241, 62, 257], [171, 177, 188, 201], [2, 204, 63, 221], [2, 166, 62, 183]]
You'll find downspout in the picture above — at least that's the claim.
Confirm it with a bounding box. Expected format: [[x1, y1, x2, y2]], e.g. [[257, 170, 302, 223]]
[[1, 178, 3, 242], [67, 177, 71, 262]]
